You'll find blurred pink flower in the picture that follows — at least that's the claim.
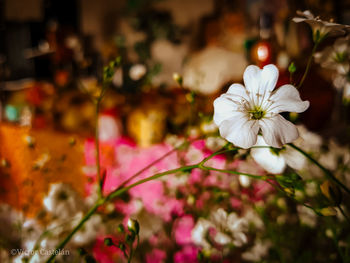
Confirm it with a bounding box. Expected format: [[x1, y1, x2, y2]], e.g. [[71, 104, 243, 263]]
[[174, 245, 199, 263], [146, 249, 167, 263], [93, 236, 122, 263], [173, 215, 195, 245]]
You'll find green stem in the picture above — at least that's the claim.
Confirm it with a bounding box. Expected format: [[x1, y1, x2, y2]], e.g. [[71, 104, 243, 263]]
[[338, 205, 350, 224], [118, 139, 191, 188], [45, 201, 102, 263], [106, 165, 197, 201], [288, 143, 350, 195], [297, 40, 320, 89], [94, 99, 103, 198], [45, 147, 269, 263]]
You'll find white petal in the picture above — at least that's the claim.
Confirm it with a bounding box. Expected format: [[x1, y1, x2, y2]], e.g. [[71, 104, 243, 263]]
[[292, 17, 306, 23], [283, 148, 306, 170], [243, 64, 279, 100], [260, 115, 299, 148], [251, 136, 286, 174], [226, 83, 250, 101], [219, 113, 259, 149], [260, 64, 279, 93], [243, 65, 261, 95], [213, 95, 240, 126], [268, 84, 310, 113]]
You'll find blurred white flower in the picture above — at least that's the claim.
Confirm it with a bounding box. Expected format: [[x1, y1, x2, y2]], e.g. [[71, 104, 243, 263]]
[[242, 240, 271, 262], [294, 125, 323, 153], [98, 114, 122, 141], [293, 10, 350, 40], [205, 136, 227, 152], [251, 135, 306, 174], [112, 68, 123, 87], [297, 205, 317, 228], [151, 40, 188, 86], [71, 213, 102, 246], [43, 183, 83, 219], [315, 37, 350, 75], [191, 218, 214, 249], [129, 64, 147, 81], [214, 64, 309, 149], [191, 208, 248, 249], [21, 219, 43, 251], [183, 47, 247, 95]]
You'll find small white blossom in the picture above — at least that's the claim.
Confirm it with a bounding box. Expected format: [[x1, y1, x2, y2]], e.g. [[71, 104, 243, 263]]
[[191, 208, 249, 249], [251, 135, 306, 174], [297, 205, 317, 228], [71, 213, 102, 246], [315, 36, 350, 74], [214, 64, 309, 149], [43, 183, 83, 219], [129, 64, 147, 81], [293, 10, 350, 40], [242, 240, 271, 262]]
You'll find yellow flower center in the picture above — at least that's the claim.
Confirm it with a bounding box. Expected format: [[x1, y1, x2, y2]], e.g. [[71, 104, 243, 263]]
[[249, 107, 265, 120]]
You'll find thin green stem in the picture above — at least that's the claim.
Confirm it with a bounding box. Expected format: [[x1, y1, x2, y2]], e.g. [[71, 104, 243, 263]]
[[94, 99, 103, 198], [297, 40, 320, 89], [288, 143, 350, 195], [118, 139, 191, 188], [45, 201, 102, 263], [338, 205, 350, 224], [199, 165, 265, 180], [45, 146, 269, 263], [106, 165, 197, 201]]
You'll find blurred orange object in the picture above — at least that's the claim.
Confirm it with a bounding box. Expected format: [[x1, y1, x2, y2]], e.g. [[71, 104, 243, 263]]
[[0, 124, 87, 218]]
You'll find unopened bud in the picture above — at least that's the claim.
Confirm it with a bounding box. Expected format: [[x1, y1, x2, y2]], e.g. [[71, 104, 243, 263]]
[[127, 218, 140, 235], [173, 73, 183, 86], [104, 237, 114, 247], [288, 62, 296, 74], [117, 223, 125, 233]]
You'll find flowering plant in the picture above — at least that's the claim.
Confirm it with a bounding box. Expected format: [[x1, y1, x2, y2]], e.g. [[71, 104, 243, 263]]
[[2, 9, 350, 263]]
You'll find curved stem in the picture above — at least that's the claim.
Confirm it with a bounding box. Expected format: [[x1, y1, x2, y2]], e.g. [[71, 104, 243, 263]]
[[118, 139, 192, 188], [338, 205, 350, 224], [45, 201, 102, 263], [45, 147, 268, 263], [297, 40, 320, 89], [106, 165, 197, 201], [288, 143, 350, 195]]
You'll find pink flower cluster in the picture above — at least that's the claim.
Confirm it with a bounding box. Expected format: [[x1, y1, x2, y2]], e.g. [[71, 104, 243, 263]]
[[83, 136, 272, 262]]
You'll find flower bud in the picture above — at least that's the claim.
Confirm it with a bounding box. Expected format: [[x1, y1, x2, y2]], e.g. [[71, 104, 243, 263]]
[[117, 223, 125, 233], [173, 72, 183, 86], [288, 62, 296, 73], [104, 237, 114, 247], [127, 218, 140, 235]]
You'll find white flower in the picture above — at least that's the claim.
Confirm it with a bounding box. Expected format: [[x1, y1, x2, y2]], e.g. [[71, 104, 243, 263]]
[[191, 218, 214, 249], [293, 10, 350, 40], [191, 208, 249, 249], [315, 36, 350, 74], [183, 47, 247, 95], [205, 136, 227, 152], [251, 135, 306, 174], [71, 213, 102, 246], [242, 240, 271, 262], [43, 183, 83, 219], [150, 39, 188, 86], [213, 64, 309, 149], [129, 64, 147, 81], [98, 114, 122, 141], [297, 205, 317, 228]]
